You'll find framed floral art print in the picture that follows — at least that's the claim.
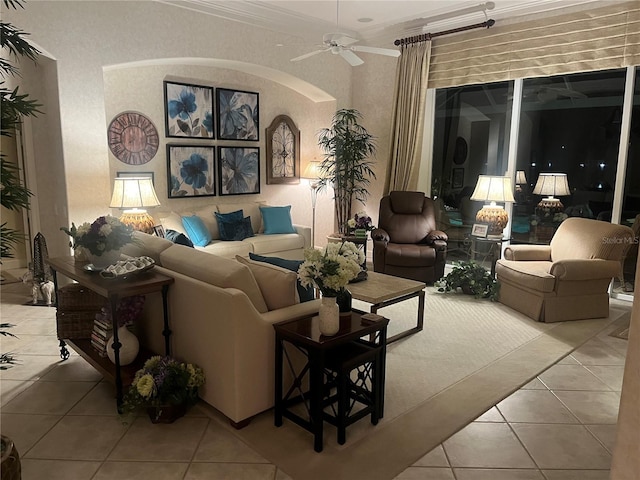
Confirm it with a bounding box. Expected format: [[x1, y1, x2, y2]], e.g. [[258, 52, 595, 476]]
[[216, 88, 259, 141], [167, 145, 216, 198], [164, 81, 214, 139], [217, 147, 260, 196]]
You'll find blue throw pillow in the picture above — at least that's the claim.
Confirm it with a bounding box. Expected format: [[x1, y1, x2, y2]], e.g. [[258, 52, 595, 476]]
[[217, 216, 254, 241], [165, 229, 194, 248], [181, 215, 212, 247], [249, 253, 315, 303], [260, 205, 296, 235]]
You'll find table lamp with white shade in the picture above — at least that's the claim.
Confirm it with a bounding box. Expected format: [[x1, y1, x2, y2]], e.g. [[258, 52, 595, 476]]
[[470, 175, 516, 239], [109, 176, 160, 234], [302, 161, 322, 248], [532, 172, 571, 213]]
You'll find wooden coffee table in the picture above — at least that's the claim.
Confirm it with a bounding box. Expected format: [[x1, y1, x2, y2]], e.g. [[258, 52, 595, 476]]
[[348, 271, 425, 343]]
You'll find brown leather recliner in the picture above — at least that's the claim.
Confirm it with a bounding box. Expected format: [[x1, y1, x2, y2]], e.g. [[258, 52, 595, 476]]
[[372, 191, 448, 284]]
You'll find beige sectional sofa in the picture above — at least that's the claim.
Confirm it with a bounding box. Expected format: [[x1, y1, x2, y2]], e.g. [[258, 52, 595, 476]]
[[158, 201, 309, 260], [122, 231, 320, 426]]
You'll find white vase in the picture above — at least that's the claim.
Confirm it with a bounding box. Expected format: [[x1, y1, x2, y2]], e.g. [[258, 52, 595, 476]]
[[88, 249, 121, 269], [107, 325, 139, 366], [319, 296, 340, 336]]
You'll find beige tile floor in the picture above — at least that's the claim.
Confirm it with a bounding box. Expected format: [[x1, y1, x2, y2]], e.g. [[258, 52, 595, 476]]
[[0, 278, 630, 480]]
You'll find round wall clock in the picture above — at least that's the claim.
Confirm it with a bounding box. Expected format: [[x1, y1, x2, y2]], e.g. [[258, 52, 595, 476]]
[[108, 111, 159, 165], [266, 114, 300, 185]]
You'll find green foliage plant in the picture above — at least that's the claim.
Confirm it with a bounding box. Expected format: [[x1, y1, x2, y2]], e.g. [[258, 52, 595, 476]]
[[1, 0, 42, 260], [317, 109, 376, 236], [435, 260, 500, 300]]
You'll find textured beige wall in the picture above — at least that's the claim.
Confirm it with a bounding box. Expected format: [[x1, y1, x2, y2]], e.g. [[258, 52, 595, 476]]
[[4, 1, 355, 246]]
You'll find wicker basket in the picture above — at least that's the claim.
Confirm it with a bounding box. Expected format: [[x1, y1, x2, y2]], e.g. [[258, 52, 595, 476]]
[[56, 284, 106, 339]]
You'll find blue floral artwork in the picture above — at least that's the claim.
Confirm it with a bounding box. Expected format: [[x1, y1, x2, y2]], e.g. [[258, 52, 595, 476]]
[[217, 147, 260, 196], [164, 81, 214, 139], [216, 88, 259, 141], [167, 145, 216, 198]]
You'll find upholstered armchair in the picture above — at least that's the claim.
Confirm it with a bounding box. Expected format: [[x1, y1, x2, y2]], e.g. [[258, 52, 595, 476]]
[[495, 217, 634, 322], [372, 191, 448, 284]]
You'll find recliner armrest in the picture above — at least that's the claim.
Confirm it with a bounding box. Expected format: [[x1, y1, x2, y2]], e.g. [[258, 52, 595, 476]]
[[427, 230, 448, 242], [550, 258, 622, 281], [503, 245, 551, 261], [371, 228, 389, 244]]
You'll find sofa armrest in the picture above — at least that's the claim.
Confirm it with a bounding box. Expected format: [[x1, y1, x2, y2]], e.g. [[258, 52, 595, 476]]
[[550, 258, 622, 281], [293, 224, 311, 249], [261, 298, 321, 324], [503, 244, 551, 261]]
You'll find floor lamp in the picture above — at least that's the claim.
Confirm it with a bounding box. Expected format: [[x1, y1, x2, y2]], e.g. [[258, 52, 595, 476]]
[[302, 161, 322, 249]]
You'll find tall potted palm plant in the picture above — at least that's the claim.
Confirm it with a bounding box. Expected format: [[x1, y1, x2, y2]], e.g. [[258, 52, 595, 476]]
[[317, 109, 376, 236]]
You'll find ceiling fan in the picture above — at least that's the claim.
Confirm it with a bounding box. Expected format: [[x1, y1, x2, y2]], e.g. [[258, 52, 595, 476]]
[[290, 1, 400, 66]]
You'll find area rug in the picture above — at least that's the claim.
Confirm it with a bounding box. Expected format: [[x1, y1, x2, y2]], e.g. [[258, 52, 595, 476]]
[[205, 288, 629, 480]]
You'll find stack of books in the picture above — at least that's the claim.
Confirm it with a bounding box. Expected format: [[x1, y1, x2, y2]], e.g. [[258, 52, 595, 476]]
[[90, 309, 113, 357]]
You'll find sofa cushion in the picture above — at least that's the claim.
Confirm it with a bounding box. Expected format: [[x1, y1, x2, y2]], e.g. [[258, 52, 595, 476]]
[[198, 240, 253, 257], [159, 211, 190, 237], [122, 231, 173, 265], [218, 202, 263, 234], [260, 205, 296, 234], [246, 233, 305, 256], [215, 212, 254, 241], [249, 253, 314, 302], [182, 215, 212, 247], [495, 259, 555, 293], [165, 229, 194, 248], [160, 245, 268, 313], [236, 255, 299, 311]]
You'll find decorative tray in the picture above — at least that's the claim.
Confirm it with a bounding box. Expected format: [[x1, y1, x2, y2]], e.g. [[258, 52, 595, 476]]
[[99, 256, 155, 280]]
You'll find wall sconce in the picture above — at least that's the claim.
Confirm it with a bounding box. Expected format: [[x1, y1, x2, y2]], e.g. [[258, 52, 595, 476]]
[[470, 175, 515, 239], [532, 172, 570, 213], [109, 177, 160, 234]]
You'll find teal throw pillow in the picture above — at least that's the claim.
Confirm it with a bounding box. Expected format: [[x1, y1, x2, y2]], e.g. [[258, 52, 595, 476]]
[[249, 253, 314, 303], [181, 215, 212, 247], [260, 205, 296, 234], [216, 215, 254, 241]]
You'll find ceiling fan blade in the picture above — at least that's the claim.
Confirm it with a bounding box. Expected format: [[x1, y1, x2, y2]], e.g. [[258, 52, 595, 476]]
[[352, 45, 401, 58], [290, 48, 328, 62], [339, 49, 364, 66]]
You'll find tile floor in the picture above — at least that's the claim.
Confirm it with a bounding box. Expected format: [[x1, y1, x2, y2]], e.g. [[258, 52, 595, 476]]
[[0, 277, 631, 480]]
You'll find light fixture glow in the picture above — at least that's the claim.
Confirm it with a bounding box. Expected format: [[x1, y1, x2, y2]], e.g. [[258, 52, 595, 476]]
[[470, 175, 515, 238], [109, 177, 160, 234]]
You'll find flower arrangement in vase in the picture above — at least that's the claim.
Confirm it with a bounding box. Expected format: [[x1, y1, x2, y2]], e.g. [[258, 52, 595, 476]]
[[297, 242, 364, 335], [347, 211, 375, 237], [61, 215, 134, 268], [121, 355, 205, 423]]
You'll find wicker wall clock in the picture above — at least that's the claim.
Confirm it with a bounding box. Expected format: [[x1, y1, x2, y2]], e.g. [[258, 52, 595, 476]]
[[108, 111, 160, 165], [266, 114, 300, 185]]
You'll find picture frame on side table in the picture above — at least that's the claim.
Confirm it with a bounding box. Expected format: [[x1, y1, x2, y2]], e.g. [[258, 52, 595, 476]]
[[153, 225, 166, 238], [164, 81, 214, 139], [166, 145, 216, 198], [216, 88, 259, 141], [472, 223, 489, 238], [217, 146, 260, 196]]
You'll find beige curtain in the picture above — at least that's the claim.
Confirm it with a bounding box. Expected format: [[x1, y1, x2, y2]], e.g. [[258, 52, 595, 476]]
[[428, 1, 640, 89], [384, 41, 431, 194]]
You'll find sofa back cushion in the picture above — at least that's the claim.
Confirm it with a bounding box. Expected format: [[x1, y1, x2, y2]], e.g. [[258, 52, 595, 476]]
[[249, 253, 314, 302], [159, 211, 190, 237], [122, 231, 173, 265], [236, 256, 299, 310], [160, 246, 268, 313], [193, 206, 220, 241], [551, 217, 634, 262]]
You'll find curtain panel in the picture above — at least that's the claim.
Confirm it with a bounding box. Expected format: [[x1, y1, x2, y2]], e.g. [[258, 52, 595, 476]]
[[428, 1, 640, 89], [385, 41, 432, 194]]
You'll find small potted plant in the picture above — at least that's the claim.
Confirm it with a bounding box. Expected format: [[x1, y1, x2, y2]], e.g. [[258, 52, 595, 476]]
[[435, 260, 500, 300], [347, 211, 375, 238], [121, 355, 205, 423]]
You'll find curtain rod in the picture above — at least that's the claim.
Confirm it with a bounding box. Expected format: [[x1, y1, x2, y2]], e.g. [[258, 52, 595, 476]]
[[394, 19, 495, 46]]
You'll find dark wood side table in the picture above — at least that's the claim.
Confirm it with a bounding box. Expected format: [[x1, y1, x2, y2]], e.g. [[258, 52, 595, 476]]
[[274, 312, 388, 452], [48, 256, 174, 412]]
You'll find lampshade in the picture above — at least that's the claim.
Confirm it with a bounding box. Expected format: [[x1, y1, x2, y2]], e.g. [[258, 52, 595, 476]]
[[302, 161, 322, 180], [109, 177, 160, 234], [532, 173, 570, 213], [470, 175, 515, 239], [532, 173, 570, 197], [515, 171, 527, 185]]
